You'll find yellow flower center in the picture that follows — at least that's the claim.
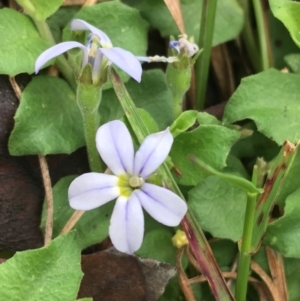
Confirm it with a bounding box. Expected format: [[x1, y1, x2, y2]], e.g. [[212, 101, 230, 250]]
[[117, 174, 144, 197]]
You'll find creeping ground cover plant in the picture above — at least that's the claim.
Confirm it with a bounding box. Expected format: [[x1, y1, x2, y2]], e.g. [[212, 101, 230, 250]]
[[2, 0, 300, 301]]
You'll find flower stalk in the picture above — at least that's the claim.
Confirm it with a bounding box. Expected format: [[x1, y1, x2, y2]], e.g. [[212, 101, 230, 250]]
[[76, 65, 104, 172], [109, 67, 235, 301]]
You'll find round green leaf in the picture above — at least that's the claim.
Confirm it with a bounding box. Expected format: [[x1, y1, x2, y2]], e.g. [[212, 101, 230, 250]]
[[0, 8, 50, 76], [223, 69, 300, 145], [0, 232, 83, 301], [189, 176, 247, 241], [9, 76, 85, 155]]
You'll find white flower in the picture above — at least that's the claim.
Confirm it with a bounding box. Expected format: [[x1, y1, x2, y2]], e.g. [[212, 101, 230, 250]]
[[35, 19, 143, 82], [68, 120, 187, 254]]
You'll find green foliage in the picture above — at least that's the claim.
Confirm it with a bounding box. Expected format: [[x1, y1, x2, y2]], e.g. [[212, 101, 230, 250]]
[[9, 76, 85, 155], [268, 10, 299, 69], [64, 1, 149, 54], [270, 0, 300, 49], [265, 187, 300, 257], [189, 176, 247, 241], [223, 69, 300, 145], [47, 6, 80, 42], [0, 232, 82, 301], [285, 54, 300, 74], [100, 70, 173, 129], [0, 8, 50, 76], [137, 229, 177, 265], [170, 110, 198, 137], [17, 0, 65, 20], [40, 176, 114, 250], [123, 0, 243, 46], [170, 124, 240, 186]]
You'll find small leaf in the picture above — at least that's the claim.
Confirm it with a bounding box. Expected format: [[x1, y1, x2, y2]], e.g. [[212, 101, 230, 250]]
[[170, 124, 240, 186], [223, 69, 300, 145], [188, 176, 247, 241], [0, 8, 50, 76], [40, 176, 114, 250], [170, 110, 198, 137], [9, 76, 85, 155], [264, 187, 300, 257], [0, 232, 83, 301]]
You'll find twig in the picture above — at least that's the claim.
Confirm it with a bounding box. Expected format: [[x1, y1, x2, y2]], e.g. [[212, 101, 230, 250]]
[[38, 155, 54, 245], [8, 77, 54, 246], [9, 77, 22, 99], [60, 210, 85, 235]]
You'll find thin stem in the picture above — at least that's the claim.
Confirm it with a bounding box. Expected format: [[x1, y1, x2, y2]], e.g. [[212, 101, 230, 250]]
[[235, 166, 258, 301], [252, 0, 270, 70], [60, 210, 85, 235], [33, 19, 77, 90], [38, 155, 54, 245], [195, 0, 217, 110], [239, 0, 261, 72]]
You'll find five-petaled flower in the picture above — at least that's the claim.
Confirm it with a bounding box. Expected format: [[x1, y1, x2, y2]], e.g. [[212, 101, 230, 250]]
[[35, 19, 143, 82], [68, 120, 187, 254]]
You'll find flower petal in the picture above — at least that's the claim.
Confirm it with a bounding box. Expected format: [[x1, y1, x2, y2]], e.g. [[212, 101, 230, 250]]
[[70, 19, 112, 46], [35, 41, 85, 73], [96, 120, 134, 175], [136, 183, 187, 226], [109, 194, 144, 254], [169, 41, 180, 53], [100, 47, 142, 82], [68, 172, 119, 210], [133, 128, 173, 178]]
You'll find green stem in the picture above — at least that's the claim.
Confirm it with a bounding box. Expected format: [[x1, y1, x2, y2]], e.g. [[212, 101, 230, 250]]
[[195, 0, 217, 110], [252, 0, 270, 70], [235, 166, 258, 301], [166, 64, 191, 119], [76, 80, 104, 172], [33, 18, 77, 90], [239, 0, 261, 72]]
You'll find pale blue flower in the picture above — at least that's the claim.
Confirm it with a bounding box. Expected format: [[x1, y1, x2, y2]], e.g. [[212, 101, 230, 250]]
[[35, 19, 143, 82], [68, 120, 187, 254]]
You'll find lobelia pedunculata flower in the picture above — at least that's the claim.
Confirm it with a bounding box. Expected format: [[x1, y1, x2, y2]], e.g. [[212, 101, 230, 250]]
[[68, 120, 187, 254], [169, 35, 199, 57], [35, 19, 143, 82]]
